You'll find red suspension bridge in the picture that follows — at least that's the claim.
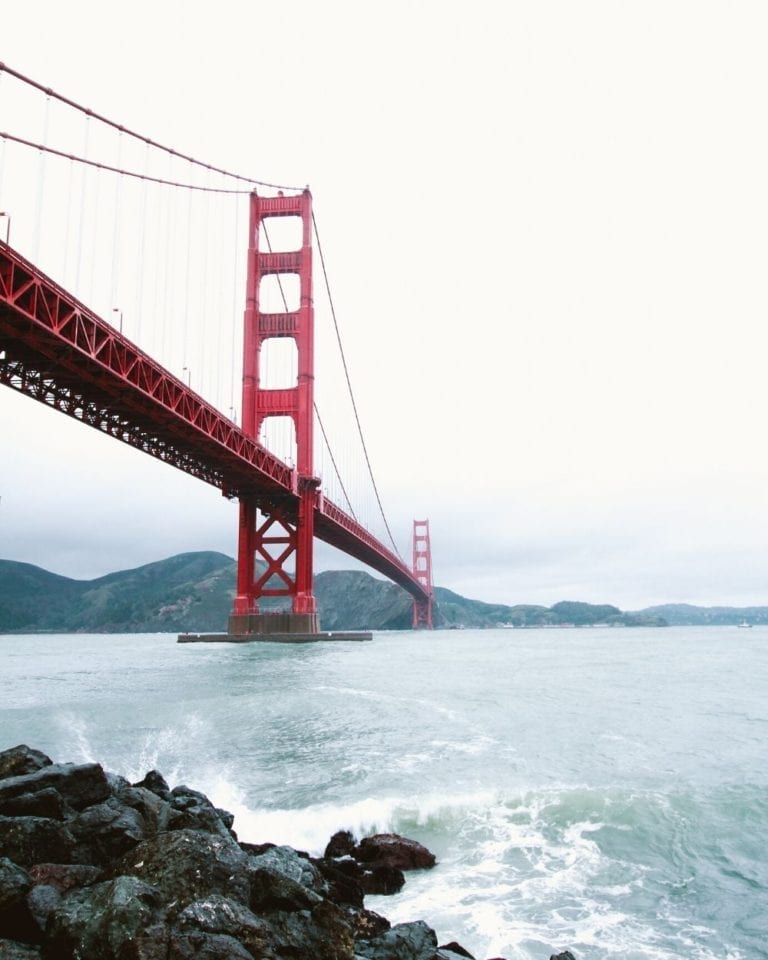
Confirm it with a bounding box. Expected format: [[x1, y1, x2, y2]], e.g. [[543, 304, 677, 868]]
[[0, 64, 434, 635]]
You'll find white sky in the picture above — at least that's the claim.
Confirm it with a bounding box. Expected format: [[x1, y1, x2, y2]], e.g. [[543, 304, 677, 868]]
[[3, 0, 768, 610]]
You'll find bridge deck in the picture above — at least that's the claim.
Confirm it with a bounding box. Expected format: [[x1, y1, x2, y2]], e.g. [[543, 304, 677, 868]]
[[0, 242, 427, 602]]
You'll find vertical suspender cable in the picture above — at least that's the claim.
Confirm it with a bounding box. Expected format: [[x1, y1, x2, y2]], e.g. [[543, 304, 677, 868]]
[[109, 133, 123, 325], [87, 136, 102, 310], [74, 115, 90, 295], [134, 143, 149, 347], [32, 94, 50, 264], [229, 194, 241, 424], [61, 157, 75, 287], [182, 181, 193, 378]]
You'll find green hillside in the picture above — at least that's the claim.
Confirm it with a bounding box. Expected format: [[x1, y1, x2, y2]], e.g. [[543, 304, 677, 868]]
[[0, 552, 668, 633]]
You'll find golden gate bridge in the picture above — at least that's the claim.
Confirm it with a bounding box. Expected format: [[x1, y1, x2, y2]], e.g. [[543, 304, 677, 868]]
[[0, 63, 434, 637]]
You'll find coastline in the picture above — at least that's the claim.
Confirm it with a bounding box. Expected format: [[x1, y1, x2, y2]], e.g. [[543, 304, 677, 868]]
[[0, 745, 573, 960]]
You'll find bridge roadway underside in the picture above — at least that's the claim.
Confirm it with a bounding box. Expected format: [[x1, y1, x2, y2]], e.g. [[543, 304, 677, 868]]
[[0, 242, 428, 604]]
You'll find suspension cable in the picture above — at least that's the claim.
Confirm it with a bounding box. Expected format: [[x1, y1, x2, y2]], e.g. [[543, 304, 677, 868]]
[[0, 132, 252, 194], [0, 62, 303, 192], [311, 210, 402, 558]]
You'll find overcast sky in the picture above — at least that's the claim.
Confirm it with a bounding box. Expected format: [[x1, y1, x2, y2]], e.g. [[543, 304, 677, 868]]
[[3, 1, 768, 610]]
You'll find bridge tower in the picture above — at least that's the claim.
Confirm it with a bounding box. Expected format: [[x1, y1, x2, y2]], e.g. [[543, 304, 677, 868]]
[[230, 189, 320, 636], [411, 519, 434, 628]]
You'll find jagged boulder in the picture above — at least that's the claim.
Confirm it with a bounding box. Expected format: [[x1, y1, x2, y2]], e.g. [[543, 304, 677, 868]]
[[0, 789, 68, 821], [437, 941, 475, 959], [132, 770, 171, 803], [0, 764, 111, 812], [27, 864, 102, 893], [173, 895, 270, 955], [355, 834, 436, 872], [0, 858, 33, 912], [42, 875, 163, 959], [113, 784, 171, 836], [0, 817, 75, 867], [167, 786, 235, 841], [108, 829, 250, 916], [70, 799, 148, 866], [0, 747, 52, 781], [313, 856, 365, 908], [254, 900, 356, 960], [0, 858, 37, 943], [0, 940, 41, 958], [325, 829, 357, 858], [356, 920, 438, 960]]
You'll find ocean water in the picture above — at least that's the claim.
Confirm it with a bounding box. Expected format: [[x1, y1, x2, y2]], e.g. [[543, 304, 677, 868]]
[[1, 626, 766, 959]]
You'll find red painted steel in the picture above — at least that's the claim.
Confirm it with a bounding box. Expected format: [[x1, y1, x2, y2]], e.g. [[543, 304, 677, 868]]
[[411, 519, 434, 628], [234, 191, 317, 620], [0, 238, 430, 604]]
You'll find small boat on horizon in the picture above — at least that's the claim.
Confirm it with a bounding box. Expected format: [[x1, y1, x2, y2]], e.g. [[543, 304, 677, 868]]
[[737, 621, 753, 628]]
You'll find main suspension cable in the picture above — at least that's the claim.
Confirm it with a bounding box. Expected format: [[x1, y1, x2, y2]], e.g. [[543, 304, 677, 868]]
[[311, 211, 402, 559], [0, 132, 252, 194], [0, 62, 303, 192]]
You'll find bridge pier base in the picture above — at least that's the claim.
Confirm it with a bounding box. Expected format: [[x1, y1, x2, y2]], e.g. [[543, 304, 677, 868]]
[[228, 611, 319, 636], [178, 610, 371, 644]]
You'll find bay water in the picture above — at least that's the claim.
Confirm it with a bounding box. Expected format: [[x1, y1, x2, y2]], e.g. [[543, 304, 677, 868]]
[[1, 626, 766, 959]]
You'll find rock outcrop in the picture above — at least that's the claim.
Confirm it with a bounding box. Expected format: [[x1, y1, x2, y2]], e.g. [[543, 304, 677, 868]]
[[0, 744, 574, 960]]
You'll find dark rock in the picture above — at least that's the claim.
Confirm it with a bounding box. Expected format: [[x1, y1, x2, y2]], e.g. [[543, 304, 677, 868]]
[[109, 829, 250, 916], [356, 920, 438, 960], [0, 940, 41, 958], [42, 875, 163, 960], [170, 785, 209, 805], [0, 764, 111, 813], [0, 859, 37, 944], [355, 834, 436, 871], [550, 953, 576, 960], [167, 786, 235, 841], [249, 845, 326, 896], [239, 841, 275, 857], [349, 907, 390, 940], [314, 857, 365, 908], [70, 799, 147, 865], [25, 886, 61, 941], [167, 805, 231, 841], [174, 894, 269, 955], [359, 862, 405, 896], [247, 845, 327, 911], [0, 790, 68, 821], [0, 860, 33, 913], [254, 900, 355, 960], [114, 934, 168, 960], [0, 818, 75, 867], [214, 808, 234, 830], [131, 771, 171, 803], [248, 866, 322, 912], [325, 829, 356, 859], [113, 786, 170, 836], [437, 942, 475, 959], [165, 931, 255, 959], [0, 748, 52, 781], [27, 864, 102, 894]]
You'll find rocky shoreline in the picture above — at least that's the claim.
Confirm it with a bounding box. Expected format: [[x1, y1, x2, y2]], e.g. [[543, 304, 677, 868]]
[[0, 745, 574, 960]]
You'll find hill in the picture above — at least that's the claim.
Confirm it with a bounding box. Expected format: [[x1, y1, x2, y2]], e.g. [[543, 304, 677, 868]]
[[637, 603, 768, 626], [0, 552, 667, 633]]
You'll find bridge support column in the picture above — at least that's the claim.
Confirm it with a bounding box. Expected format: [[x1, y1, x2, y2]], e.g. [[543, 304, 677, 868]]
[[230, 189, 320, 637], [412, 519, 435, 629]]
